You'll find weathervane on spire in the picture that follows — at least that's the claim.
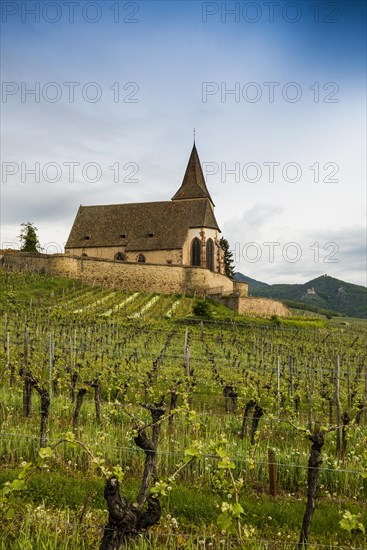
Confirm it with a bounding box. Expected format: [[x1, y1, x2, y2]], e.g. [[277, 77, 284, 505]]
[[193, 128, 196, 144]]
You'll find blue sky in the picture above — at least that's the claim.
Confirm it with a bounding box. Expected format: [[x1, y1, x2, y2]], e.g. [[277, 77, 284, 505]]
[[1, 0, 366, 285]]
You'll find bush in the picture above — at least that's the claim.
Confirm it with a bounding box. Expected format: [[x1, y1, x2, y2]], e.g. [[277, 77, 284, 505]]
[[193, 299, 212, 319], [271, 314, 281, 326]]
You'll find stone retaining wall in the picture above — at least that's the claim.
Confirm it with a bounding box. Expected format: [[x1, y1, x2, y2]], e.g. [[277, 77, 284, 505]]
[[0, 252, 291, 318], [0, 252, 234, 295]]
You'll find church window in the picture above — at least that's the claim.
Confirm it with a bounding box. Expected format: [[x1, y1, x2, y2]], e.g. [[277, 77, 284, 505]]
[[115, 252, 125, 261], [81, 253, 88, 257], [120, 233, 127, 239], [137, 254, 146, 263], [206, 239, 214, 271], [191, 237, 201, 267], [83, 235, 91, 240]]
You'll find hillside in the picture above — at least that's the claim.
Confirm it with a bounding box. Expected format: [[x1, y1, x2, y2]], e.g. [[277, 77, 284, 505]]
[[234, 273, 367, 318], [0, 269, 331, 329]]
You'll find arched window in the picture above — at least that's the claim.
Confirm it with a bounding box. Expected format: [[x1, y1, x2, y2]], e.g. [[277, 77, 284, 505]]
[[81, 253, 88, 257], [115, 252, 125, 261], [206, 239, 214, 271], [137, 254, 146, 263], [191, 237, 201, 266]]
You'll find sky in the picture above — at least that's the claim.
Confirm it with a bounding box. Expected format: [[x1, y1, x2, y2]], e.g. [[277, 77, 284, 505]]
[[1, 0, 366, 286]]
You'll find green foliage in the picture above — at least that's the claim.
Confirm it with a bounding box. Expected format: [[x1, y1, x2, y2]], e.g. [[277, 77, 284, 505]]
[[192, 298, 212, 319], [184, 440, 203, 460], [217, 501, 247, 535], [39, 447, 53, 460], [270, 314, 281, 326], [361, 450, 367, 479], [339, 511, 365, 535], [19, 222, 40, 253], [209, 437, 250, 538], [64, 431, 76, 444], [220, 237, 235, 279], [151, 479, 171, 498], [1, 461, 33, 522]]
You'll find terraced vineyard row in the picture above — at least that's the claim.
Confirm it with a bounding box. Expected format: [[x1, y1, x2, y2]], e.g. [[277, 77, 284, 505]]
[[0, 269, 366, 549]]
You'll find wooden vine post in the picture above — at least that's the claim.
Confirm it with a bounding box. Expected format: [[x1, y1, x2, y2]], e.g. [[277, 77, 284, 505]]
[[268, 448, 277, 496], [21, 326, 33, 418], [49, 332, 54, 399], [334, 356, 342, 456], [307, 357, 314, 432], [184, 327, 190, 377]]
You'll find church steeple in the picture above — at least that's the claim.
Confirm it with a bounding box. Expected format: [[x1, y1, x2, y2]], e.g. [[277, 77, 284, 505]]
[[171, 144, 215, 207]]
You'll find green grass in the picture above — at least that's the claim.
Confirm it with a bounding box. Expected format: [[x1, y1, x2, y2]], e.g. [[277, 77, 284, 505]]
[[0, 468, 366, 548], [0, 275, 84, 305], [327, 316, 367, 328]]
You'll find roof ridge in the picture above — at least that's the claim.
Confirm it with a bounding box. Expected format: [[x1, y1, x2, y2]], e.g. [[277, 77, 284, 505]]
[[80, 197, 212, 209], [80, 200, 172, 208]]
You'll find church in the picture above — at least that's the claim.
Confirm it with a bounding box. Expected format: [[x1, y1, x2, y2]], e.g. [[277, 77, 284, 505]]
[[1, 143, 292, 317], [65, 144, 225, 273]]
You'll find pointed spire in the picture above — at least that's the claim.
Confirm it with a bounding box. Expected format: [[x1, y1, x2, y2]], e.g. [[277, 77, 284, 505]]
[[171, 144, 214, 206]]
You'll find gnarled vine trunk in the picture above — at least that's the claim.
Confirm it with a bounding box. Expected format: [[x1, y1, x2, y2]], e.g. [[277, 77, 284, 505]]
[[250, 404, 264, 445], [19, 367, 50, 447], [240, 399, 255, 438], [100, 479, 160, 550], [100, 402, 165, 549], [73, 388, 87, 432], [223, 385, 238, 414], [22, 373, 34, 417], [298, 427, 325, 547]]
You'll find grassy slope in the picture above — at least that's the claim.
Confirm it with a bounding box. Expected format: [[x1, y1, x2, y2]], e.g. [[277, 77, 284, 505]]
[[0, 273, 84, 303], [0, 269, 327, 327]]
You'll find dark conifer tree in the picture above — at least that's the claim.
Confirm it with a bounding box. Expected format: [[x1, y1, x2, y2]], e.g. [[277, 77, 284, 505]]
[[220, 237, 235, 279]]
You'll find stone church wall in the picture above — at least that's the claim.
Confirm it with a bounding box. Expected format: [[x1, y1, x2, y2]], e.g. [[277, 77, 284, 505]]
[[65, 246, 183, 265]]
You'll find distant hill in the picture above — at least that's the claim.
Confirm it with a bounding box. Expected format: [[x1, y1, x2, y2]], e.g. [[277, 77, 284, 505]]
[[234, 273, 367, 318]]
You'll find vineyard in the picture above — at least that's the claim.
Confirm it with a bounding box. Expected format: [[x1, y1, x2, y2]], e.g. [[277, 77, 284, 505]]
[[0, 269, 366, 549]]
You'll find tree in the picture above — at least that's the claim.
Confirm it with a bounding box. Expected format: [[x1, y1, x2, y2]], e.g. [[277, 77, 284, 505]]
[[220, 237, 235, 279], [19, 222, 40, 252]]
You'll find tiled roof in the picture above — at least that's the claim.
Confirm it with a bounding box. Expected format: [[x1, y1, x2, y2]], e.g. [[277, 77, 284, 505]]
[[65, 198, 220, 251]]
